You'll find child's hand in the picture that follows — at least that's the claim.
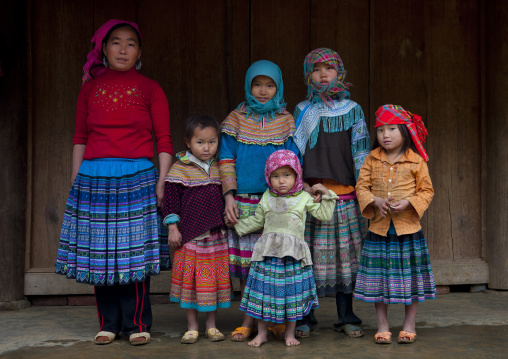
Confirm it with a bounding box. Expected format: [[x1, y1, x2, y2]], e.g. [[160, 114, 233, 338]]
[[310, 184, 330, 203], [224, 213, 235, 228], [224, 193, 239, 224], [388, 199, 411, 214], [167, 226, 182, 248], [373, 196, 396, 217]]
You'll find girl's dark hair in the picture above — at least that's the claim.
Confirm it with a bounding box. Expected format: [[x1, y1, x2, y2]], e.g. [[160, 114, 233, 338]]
[[184, 115, 220, 142], [102, 23, 142, 48], [373, 124, 418, 155]]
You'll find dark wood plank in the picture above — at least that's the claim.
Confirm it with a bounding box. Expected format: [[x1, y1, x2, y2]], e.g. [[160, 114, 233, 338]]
[[0, 0, 28, 300], [310, 0, 370, 126], [30, 0, 93, 269], [485, 0, 508, 288], [93, 0, 138, 31], [425, 0, 481, 260], [250, 0, 310, 113]]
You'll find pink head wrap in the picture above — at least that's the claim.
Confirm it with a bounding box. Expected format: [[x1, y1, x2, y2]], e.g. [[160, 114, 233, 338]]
[[82, 19, 141, 85], [264, 150, 303, 196]]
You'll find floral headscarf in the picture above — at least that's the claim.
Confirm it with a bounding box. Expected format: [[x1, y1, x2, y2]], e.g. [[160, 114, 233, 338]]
[[238, 60, 287, 124], [264, 150, 303, 196], [375, 104, 429, 161], [304, 47, 350, 107], [82, 19, 141, 85]]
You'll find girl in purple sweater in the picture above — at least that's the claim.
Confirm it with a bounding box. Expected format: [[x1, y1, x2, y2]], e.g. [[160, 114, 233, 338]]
[[162, 115, 231, 344]]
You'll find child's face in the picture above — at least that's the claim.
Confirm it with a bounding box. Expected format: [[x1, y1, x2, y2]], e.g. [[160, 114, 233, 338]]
[[250, 75, 277, 103], [269, 165, 296, 194], [376, 125, 404, 156], [185, 126, 219, 162], [311, 62, 338, 85], [103, 27, 141, 72]]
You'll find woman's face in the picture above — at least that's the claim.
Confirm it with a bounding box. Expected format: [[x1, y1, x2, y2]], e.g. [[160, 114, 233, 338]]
[[103, 26, 141, 72], [250, 75, 277, 103]]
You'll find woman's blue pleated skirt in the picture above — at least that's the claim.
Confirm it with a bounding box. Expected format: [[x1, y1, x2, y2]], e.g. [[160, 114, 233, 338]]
[[55, 158, 169, 286]]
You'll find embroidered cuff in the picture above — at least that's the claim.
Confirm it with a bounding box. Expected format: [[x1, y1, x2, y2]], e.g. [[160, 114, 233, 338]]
[[163, 214, 180, 227]]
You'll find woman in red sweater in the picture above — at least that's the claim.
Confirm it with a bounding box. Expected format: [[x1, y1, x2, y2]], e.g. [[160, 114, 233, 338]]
[[55, 19, 173, 346]]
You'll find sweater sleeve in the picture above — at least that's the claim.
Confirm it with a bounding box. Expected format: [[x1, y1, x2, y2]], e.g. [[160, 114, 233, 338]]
[[149, 82, 173, 155], [161, 182, 182, 218], [218, 133, 238, 195], [355, 154, 375, 219], [351, 115, 371, 180], [305, 190, 338, 221], [73, 85, 89, 145], [406, 159, 434, 219], [234, 194, 266, 236]]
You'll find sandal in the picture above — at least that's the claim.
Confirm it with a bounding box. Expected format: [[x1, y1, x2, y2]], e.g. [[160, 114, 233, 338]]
[[339, 324, 364, 338], [295, 324, 310, 338], [230, 327, 251, 342], [206, 328, 226, 342], [271, 324, 286, 340], [94, 331, 116, 345], [129, 332, 150, 346], [374, 331, 392, 344], [398, 330, 417, 343], [181, 330, 199, 344]]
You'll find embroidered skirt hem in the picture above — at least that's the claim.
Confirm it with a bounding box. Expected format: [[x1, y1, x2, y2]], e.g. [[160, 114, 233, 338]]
[[240, 256, 319, 323], [354, 230, 436, 305]]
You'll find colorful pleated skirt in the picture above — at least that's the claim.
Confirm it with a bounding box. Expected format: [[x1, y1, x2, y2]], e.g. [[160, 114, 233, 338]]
[[354, 228, 436, 305], [55, 158, 170, 286], [228, 193, 262, 280], [305, 199, 366, 296], [170, 229, 231, 312], [240, 256, 319, 323]]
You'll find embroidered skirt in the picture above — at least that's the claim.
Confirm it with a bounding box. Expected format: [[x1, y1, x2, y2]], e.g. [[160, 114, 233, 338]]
[[228, 193, 262, 280], [305, 199, 366, 296], [240, 256, 319, 323], [55, 158, 170, 286], [354, 230, 436, 305], [170, 229, 231, 311]]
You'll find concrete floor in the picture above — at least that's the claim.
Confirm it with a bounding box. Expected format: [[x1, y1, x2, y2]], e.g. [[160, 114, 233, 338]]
[[1, 291, 508, 358]]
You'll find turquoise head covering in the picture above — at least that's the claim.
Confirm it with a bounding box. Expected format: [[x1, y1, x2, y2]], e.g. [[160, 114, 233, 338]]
[[238, 60, 287, 123]]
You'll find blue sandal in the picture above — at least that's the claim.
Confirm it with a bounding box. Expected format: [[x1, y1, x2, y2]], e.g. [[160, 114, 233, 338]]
[[295, 324, 310, 338]]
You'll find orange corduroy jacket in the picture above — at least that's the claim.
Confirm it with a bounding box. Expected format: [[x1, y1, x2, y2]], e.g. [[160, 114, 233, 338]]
[[356, 147, 434, 236]]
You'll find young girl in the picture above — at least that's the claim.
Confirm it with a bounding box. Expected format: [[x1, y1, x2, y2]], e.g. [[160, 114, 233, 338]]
[[219, 60, 300, 341], [293, 48, 370, 338], [230, 150, 337, 347], [354, 104, 435, 344], [162, 115, 231, 344], [55, 19, 172, 346]]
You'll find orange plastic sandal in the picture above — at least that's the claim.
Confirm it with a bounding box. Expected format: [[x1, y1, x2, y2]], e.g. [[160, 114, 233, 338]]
[[230, 327, 252, 342], [398, 330, 417, 343], [374, 331, 392, 344]]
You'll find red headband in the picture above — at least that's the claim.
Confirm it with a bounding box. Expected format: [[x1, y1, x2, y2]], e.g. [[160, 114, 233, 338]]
[[375, 105, 429, 161]]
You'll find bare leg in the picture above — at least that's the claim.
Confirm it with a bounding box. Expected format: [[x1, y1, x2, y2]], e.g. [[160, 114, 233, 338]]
[[375, 302, 390, 342], [284, 321, 300, 347], [186, 309, 199, 332], [402, 302, 418, 334], [232, 279, 256, 340], [206, 311, 217, 331], [248, 319, 268, 347]]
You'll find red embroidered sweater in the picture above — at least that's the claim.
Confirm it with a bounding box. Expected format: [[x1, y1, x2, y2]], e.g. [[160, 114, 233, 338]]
[[73, 67, 173, 159]]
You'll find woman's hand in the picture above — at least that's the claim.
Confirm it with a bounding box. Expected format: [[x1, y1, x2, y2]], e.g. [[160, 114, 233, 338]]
[[156, 179, 165, 207], [373, 196, 396, 217], [224, 192, 239, 224], [167, 224, 182, 248], [388, 199, 411, 214]]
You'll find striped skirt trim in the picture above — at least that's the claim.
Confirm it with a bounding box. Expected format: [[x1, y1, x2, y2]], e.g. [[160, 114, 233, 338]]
[[354, 230, 436, 304], [170, 229, 231, 312], [305, 199, 366, 296], [240, 257, 319, 323], [55, 158, 169, 286], [228, 193, 262, 280]]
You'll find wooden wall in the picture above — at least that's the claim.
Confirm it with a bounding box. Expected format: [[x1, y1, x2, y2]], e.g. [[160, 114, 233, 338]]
[[24, 0, 492, 293], [0, 0, 28, 302]]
